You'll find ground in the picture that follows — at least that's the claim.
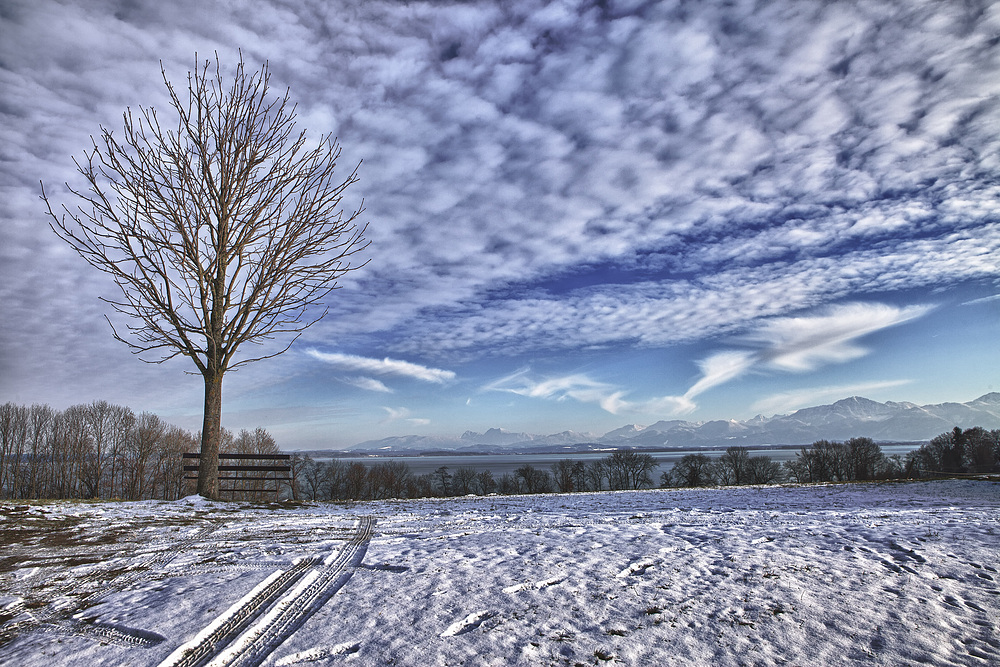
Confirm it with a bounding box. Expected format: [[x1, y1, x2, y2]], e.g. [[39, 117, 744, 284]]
[[1, 480, 998, 666]]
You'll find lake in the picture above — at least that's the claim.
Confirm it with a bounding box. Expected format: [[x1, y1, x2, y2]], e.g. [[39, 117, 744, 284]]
[[314, 444, 921, 480]]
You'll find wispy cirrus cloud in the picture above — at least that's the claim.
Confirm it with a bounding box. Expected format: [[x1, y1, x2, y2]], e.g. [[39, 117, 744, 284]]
[[672, 302, 933, 410], [751, 303, 934, 372], [341, 376, 393, 393], [485, 302, 932, 418], [387, 232, 995, 360], [483, 368, 696, 417], [961, 294, 1000, 307], [305, 350, 455, 384], [381, 406, 430, 426], [683, 352, 756, 401], [484, 368, 627, 415]]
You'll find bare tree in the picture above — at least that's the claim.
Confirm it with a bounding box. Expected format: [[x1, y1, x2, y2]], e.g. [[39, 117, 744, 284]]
[[714, 446, 751, 486], [368, 460, 412, 499], [606, 450, 657, 490], [789, 440, 849, 483], [551, 459, 577, 493], [432, 466, 453, 496], [123, 412, 166, 500], [25, 405, 54, 499], [323, 459, 347, 500], [42, 54, 368, 498], [284, 453, 306, 500], [343, 462, 370, 500], [155, 425, 197, 500], [668, 453, 715, 488], [451, 466, 477, 496], [845, 437, 884, 481], [106, 404, 136, 499], [744, 455, 782, 485], [300, 456, 324, 500], [515, 464, 552, 494], [585, 459, 608, 492], [82, 401, 115, 498], [964, 427, 1000, 473], [231, 427, 281, 501], [474, 469, 496, 495], [497, 473, 519, 495], [0, 404, 27, 497]]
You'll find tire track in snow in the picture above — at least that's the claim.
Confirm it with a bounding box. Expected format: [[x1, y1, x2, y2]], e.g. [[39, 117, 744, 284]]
[[159, 516, 375, 667], [157, 557, 319, 667], [213, 516, 375, 667]]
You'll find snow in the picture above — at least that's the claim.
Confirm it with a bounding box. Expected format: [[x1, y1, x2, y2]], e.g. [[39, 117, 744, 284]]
[[1, 480, 998, 666]]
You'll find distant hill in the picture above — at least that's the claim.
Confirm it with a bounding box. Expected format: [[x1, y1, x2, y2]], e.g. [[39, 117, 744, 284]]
[[340, 393, 1000, 454]]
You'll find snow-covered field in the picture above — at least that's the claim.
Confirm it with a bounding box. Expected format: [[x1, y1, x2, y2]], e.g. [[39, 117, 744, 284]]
[[1, 480, 998, 666]]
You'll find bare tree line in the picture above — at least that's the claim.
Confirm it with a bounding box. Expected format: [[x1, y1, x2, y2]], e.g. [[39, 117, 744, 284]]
[[0, 402, 663, 503], [906, 426, 1000, 476], [666, 446, 784, 488], [668, 440, 903, 488], [6, 404, 995, 503], [0, 401, 282, 501], [296, 450, 663, 501], [667, 430, 1000, 488]]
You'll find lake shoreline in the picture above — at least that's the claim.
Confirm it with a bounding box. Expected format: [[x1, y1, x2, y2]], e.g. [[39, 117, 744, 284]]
[[293, 444, 922, 478]]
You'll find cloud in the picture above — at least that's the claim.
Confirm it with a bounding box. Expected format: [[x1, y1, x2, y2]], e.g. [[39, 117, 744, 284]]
[[381, 406, 429, 426], [751, 380, 914, 416], [962, 294, 1000, 307], [683, 352, 756, 400], [485, 302, 932, 418], [306, 350, 455, 384], [484, 368, 627, 415], [483, 368, 693, 417], [341, 376, 393, 393], [381, 407, 408, 423], [752, 303, 935, 371], [3, 0, 998, 433], [670, 302, 933, 409], [384, 223, 999, 359]]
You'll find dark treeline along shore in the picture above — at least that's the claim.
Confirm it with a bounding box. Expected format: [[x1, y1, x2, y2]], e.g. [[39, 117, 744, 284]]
[[2, 401, 998, 502]]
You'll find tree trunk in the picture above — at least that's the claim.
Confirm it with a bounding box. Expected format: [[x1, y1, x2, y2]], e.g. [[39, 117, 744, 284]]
[[197, 372, 223, 499]]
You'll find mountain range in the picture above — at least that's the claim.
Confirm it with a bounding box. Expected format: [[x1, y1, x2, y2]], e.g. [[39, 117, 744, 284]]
[[343, 393, 1000, 454]]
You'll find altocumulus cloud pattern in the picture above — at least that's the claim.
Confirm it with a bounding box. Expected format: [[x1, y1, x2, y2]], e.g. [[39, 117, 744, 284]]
[[2, 0, 999, 444]]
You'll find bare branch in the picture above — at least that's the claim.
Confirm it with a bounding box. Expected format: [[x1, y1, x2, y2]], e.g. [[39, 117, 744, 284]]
[[42, 53, 368, 378]]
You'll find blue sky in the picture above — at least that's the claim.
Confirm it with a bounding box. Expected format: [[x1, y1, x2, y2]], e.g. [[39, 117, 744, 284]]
[[2, 0, 999, 449]]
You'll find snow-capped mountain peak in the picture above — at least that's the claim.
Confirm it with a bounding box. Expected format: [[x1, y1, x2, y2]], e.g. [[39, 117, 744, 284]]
[[601, 424, 648, 441]]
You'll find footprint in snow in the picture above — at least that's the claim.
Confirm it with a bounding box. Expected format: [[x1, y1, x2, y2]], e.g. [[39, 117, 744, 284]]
[[441, 610, 495, 637], [617, 559, 659, 578], [502, 576, 565, 594]]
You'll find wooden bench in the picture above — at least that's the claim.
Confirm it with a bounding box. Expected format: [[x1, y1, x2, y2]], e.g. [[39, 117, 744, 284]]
[[183, 452, 291, 500]]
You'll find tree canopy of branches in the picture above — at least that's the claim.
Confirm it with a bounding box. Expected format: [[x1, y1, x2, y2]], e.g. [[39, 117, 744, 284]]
[[42, 54, 368, 498], [667, 453, 715, 488], [0, 400, 290, 502], [0, 401, 166, 500], [906, 426, 1000, 476], [606, 450, 658, 490]]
